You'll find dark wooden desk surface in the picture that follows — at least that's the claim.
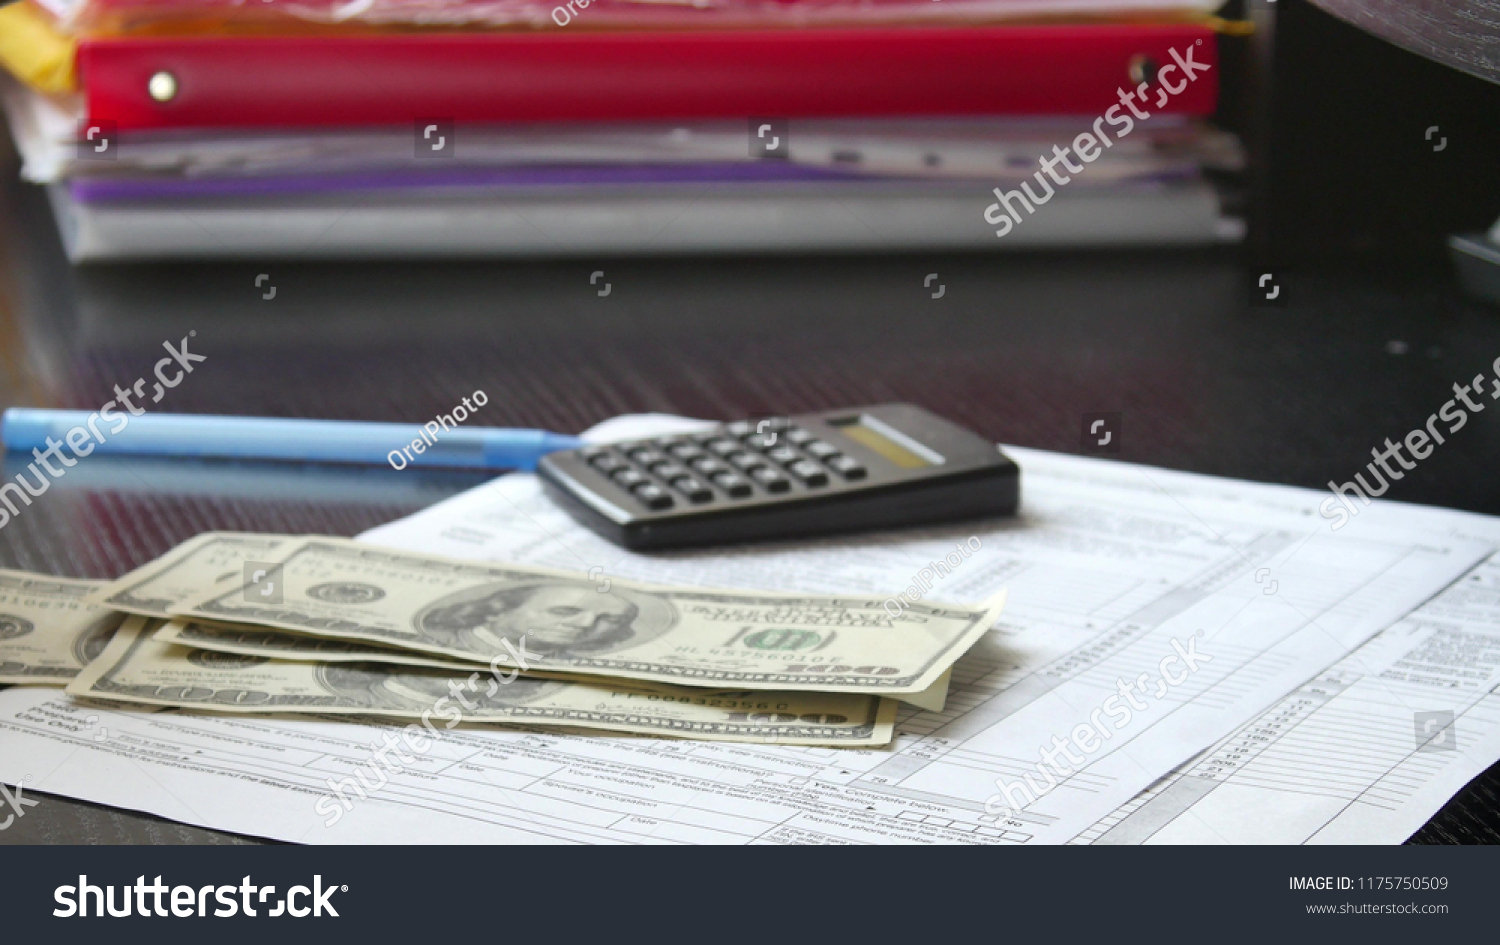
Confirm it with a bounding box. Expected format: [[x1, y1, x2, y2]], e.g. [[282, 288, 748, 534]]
[[1, 138, 1498, 843]]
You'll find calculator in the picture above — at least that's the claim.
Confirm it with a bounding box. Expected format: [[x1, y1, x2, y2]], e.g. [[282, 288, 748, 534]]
[[536, 403, 1019, 550]]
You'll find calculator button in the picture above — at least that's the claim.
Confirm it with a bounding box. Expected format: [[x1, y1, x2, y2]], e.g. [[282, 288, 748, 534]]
[[828, 455, 866, 479], [691, 457, 729, 476], [706, 439, 740, 456], [788, 460, 829, 487], [725, 421, 756, 437], [590, 453, 627, 474], [652, 462, 688, 480], [751, 467, 791, 493], [728, 452, 765, 472], [804, 441, 840, 460], [711, 472, 753, 498], [766, 445, 801, 466], [612, 468, 647, 488], [629, 448, 666, 466], [785, 427, 814, 445], [632, 483, 674, 510], [671, 476, 714, 503], [745, 433, 778, 450], [667, 442, 706, 461]]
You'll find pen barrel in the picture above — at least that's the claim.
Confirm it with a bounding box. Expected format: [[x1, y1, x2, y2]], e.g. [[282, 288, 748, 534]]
[[0, 409, 581, 471]]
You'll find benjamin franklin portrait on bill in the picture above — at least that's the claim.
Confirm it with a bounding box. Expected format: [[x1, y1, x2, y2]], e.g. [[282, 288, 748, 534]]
[[413, 580, 677, 659]]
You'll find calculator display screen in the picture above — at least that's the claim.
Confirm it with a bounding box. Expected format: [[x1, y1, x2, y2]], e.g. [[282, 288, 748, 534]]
[[831, 415, 945, 468]]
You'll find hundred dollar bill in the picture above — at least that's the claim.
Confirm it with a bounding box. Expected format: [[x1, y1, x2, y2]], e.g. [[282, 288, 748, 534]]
[[154, 618, 488, 672], [153, 617, 926, 706], [0, 571, 125, 685], [88, 532, 294, 618], [170, 537, 1006, 696], [71, 617, 897, 746]]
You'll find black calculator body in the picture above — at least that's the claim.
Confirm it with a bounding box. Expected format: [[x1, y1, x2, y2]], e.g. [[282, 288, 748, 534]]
[[537, 403, 1019, 550]]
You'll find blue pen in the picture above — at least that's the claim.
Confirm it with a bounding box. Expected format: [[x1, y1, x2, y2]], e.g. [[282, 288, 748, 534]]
[[0, 409, 584, 472]]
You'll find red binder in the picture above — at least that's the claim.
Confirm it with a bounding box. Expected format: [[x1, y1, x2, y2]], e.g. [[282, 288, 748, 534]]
[[79, 24, 1219, 130]]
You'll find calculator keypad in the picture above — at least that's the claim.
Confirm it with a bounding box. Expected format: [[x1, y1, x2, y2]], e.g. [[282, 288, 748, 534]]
[[788, 460, 829, 486], [629, 448, 667, 467], [751, 467, 791, 493], [712, 472, 752, 497], [632, 483, 673, 509], [543, 406, 1019, 550], [691, 457, 729, 476], [584, 418, 862, 509], [612, 468, 647, 488], [590, 453, 627, 474], [673, 477, 714, 503], [766, 445, 801, 466], [827, 455, 867, 479]]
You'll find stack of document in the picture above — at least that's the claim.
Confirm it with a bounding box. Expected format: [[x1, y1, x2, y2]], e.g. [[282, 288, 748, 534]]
[[0, 0, 1247, 258], [3, 415, 1500, 844]]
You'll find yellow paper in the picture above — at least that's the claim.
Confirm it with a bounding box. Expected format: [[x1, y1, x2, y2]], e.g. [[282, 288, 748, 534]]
[[0, 2, 76, 94]]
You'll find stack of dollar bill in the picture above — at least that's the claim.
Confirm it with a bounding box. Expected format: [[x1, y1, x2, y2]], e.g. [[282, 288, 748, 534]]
[[0, 533, 1007, 747]]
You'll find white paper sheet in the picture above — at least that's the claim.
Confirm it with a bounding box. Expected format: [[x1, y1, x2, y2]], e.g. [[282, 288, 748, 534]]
[[1079, 550, 1500, 845], [1, 416, 1496, 844]]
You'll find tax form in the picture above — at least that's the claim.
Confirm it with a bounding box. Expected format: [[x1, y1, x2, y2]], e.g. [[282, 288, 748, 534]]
[[1080, 552, 1500, 844], [0, 417, 1496, 844]]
